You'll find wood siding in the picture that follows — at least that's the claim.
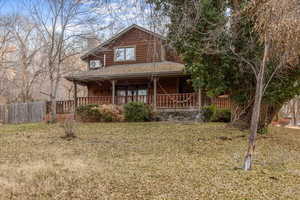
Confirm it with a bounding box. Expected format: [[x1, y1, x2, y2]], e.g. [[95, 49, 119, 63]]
[[85, 27, 182, 69], [86, 77, 185, 97], [87, 81, 112, 96]]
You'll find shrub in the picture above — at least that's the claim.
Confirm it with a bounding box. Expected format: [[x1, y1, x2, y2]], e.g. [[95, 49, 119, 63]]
[[201, 105, 231, 123], [98, 104, 124, 122], [76, 104, 101, 122], [76, 104, 124, 122], [201, 105, 217, 122], [212, 109, 231, 123], [149, 110, 160, 121], [124, 102, 152, 122], [258, 127, 269, 135]]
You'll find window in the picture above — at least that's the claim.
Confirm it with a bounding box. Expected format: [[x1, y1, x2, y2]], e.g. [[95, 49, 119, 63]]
[[115, 47, 135, 61], [116, 85, 148, 104], [89, 60, 102, 69]]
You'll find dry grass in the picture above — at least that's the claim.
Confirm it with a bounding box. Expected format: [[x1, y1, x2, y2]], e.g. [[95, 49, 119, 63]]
[[0, 122, 299, 200]]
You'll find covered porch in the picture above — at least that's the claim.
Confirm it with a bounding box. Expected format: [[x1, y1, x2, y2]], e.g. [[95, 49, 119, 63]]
[[61, 62, 231, 113], [56, 87, 231, 114], [69, 76, 203, 111]]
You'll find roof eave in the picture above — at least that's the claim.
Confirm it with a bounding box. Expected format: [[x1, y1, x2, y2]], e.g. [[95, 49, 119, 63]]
[[65, 71, 185, 82]]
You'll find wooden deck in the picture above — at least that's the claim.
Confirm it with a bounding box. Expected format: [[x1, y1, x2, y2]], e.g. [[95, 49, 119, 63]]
[[51, 93, 231, 114]]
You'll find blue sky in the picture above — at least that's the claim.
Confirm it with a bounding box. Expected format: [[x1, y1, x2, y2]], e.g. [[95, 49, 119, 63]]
[[0, 0, 29, 14], [0, 0, 165, 39]]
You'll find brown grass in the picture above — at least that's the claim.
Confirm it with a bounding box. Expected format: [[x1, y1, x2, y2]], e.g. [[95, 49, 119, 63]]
[[0, 122, 299, 200]]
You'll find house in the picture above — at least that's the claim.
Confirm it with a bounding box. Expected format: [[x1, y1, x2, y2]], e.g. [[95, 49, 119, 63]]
[[65, 24, 230, 112]]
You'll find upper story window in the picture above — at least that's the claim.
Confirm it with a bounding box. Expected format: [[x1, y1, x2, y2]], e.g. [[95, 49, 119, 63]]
[[89, 60, 102, 69], [115, 47, 135, 62]]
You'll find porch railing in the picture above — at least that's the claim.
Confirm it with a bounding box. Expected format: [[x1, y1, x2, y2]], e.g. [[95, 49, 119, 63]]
[[156, 93, 198, 109], [56, 100, 74, 114], [54, 96, 112, 114], [77, 96, 112, 105], [52, 93, 231, 114]]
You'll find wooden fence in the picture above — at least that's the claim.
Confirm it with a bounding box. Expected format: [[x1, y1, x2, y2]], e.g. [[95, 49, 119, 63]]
[[0, 101, 46, 124]]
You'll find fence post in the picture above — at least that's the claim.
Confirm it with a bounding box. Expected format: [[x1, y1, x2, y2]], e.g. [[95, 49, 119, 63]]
[[153, 77, 157, 110]]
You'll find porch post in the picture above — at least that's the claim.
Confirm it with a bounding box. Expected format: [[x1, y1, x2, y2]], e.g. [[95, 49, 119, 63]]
[[153, 77, 157, 110], [74, 81, 78, 111], [198, 88, 202, 109], [112, 80, 116, 104]]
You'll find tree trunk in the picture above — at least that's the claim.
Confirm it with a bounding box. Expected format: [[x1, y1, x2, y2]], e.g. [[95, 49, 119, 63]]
[[244, 81, 263, 170], [292, 99, 298, 126], [257, 104, 282, 132], [50, 94, 57, 123], [244, 39, 269, 171], [49, 76, 57, 123]]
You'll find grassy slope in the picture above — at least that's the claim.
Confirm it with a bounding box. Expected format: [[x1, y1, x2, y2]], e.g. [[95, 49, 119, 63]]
[[0, 122, 299, 200]]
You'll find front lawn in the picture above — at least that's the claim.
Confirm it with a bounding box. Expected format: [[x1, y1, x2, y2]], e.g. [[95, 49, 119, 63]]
[[0, 122, 299, 199]]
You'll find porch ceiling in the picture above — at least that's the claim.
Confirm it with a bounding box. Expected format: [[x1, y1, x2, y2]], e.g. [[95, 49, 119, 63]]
[[65, 61, 185, 82]]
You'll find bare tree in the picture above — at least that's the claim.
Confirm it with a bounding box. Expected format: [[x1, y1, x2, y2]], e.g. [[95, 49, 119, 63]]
[[61, 53, 87, 99], [243, 0, 300, 170], [27, 0, 109, 122], [0, 15, 15, 98], [7, 15, 44, 102]]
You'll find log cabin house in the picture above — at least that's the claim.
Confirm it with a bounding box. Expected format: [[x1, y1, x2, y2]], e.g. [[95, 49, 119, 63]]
[[64, 24, 230, 113]]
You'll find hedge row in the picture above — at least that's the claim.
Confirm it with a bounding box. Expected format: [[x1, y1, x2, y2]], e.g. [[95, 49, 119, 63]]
[[76, 103, 231, 123], [76, 102, 153, 122]]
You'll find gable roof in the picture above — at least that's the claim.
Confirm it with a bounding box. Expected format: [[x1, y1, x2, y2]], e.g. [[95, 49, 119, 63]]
[[81, 24, 166, 60]]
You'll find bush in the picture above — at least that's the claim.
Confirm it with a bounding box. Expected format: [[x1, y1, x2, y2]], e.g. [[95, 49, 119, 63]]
[[124, 102, 152, 122], [258, 127, 269, 135], [98, 104, 124, 122], [201, 105, 217, 122], [76, 104, 123, 122], [201, 105, 231, 123], [76, 104, 101, 122], [212, 109, 231, 123]]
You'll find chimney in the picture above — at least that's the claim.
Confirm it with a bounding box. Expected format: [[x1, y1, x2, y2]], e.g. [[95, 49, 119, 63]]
[[86, 35, 100, 50]]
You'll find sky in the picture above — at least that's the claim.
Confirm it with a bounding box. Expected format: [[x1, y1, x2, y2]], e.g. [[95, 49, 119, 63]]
[[0, 0, 166, 40]]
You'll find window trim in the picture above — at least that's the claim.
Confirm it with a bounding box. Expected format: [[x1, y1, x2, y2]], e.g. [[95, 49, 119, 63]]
[[114, 46, 136, 62]]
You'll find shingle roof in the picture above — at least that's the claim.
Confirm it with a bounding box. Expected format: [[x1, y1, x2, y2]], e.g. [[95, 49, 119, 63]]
[[65, 61, 185, 81]]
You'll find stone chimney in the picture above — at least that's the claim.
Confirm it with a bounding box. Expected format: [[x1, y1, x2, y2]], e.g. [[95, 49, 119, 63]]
[[86, 35, 100, 50]]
